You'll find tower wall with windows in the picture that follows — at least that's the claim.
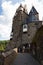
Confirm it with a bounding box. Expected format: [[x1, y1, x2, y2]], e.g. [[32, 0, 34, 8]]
[[6, 5, 28, 50], [6, 5, 42, 50]]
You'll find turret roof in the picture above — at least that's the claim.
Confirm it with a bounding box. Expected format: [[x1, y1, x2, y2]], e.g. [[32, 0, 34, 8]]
[[29, 6, 38, 15]]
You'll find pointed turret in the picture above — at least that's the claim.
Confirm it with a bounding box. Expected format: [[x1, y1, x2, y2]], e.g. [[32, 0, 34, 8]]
[[29, 6, 39, 21], [16, 4, 28, 14], [16, 4, 23, 12], [29, 6, 38, 15]]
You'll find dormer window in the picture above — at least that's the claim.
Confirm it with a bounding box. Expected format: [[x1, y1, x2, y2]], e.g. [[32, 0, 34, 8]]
[[23, 24, 27, 32]]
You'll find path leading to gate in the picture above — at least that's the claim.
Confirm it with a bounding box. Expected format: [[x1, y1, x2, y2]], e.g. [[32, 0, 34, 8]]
[[11, 53, 40, 65]]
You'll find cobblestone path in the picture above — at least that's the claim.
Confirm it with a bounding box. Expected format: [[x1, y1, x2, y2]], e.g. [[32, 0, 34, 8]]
[[11, 53, 40, 65]]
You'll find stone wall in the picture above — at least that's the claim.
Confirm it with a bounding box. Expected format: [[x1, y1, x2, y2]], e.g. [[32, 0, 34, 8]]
[[5, 5, 42, 50], [2, 48, 17, 65], [6, 10, 28, 49]]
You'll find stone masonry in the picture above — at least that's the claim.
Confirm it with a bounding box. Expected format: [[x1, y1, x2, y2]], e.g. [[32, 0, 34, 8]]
[[6, 4, 42, 51]]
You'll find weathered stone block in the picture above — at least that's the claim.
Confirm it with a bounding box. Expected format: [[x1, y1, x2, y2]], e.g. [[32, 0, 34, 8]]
[[2, 49, 17, 65]]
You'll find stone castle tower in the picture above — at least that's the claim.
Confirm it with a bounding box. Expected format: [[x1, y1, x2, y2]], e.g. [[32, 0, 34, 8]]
[[6, 4, 42, 51]]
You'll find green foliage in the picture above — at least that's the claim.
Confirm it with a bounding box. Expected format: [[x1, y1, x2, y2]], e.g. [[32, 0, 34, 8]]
[[0, 40, 9, 51]]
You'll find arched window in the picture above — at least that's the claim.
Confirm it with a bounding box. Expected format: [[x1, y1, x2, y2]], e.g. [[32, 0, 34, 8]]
[[23, 24, 27, 32]]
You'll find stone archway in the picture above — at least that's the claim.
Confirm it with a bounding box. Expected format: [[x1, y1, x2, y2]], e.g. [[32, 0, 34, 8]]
[[18, 43, 32, 53]]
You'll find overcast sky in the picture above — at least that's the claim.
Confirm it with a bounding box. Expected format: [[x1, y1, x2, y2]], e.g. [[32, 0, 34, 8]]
[[0, 0, 43, 40]]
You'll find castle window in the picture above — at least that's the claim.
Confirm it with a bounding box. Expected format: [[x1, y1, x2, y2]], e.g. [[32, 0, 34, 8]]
[[23, 24, 27, 32]]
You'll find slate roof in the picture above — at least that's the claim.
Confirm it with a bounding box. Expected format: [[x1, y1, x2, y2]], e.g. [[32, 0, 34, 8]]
[[29, 6, 38, 15]]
